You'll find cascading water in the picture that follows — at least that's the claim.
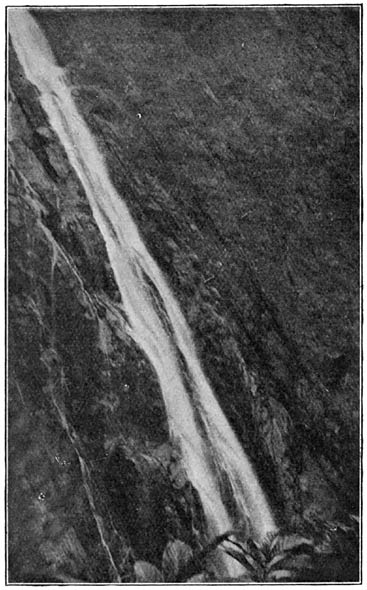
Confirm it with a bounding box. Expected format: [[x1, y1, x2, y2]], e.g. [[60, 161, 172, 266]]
[[9, 9, 277, 575]]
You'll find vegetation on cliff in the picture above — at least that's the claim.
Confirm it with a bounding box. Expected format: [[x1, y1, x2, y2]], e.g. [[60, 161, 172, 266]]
[[8, 7, 360, 582]]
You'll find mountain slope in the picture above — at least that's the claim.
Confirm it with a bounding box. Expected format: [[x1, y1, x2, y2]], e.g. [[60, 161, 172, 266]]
[[8, 7, 360, 582]]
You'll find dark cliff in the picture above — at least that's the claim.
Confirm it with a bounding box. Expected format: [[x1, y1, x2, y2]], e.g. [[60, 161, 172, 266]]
[[8, 7, 360, 583]]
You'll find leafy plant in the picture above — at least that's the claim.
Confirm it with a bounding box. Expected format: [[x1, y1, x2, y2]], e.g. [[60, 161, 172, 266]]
[[134, 531, 237, 583], [222, 531, 316, 582], [134, 539, 204, 583], [133, 521, 360, 583], [134, 560, 164, 583]]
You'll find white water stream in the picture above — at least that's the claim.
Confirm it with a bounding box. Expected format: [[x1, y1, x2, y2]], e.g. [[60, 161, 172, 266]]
[[10, 9, 277, 575]]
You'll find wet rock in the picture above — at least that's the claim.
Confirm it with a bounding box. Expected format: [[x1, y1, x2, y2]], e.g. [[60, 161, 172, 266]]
[[8, 6, 359, 582]]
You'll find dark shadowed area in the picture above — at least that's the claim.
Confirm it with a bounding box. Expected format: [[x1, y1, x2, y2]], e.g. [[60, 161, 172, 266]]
[[8, 6, 360, 583]]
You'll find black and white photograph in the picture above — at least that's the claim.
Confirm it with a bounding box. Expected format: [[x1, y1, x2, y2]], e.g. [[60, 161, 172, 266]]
[[6, 3, 361, 584]]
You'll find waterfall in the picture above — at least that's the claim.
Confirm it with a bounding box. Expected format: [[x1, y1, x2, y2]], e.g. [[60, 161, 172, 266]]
[[9, 9, 277, 574]]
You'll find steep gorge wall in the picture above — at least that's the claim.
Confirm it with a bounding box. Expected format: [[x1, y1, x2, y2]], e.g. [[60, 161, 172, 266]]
[[8, 7, 359, 582]]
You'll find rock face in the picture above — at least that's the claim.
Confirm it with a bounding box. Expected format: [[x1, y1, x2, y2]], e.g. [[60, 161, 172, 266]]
[[8, 7, 359, 582]]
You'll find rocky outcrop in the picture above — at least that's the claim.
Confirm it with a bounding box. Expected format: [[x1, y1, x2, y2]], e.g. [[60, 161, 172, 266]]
[[8, 7, 359, 582]]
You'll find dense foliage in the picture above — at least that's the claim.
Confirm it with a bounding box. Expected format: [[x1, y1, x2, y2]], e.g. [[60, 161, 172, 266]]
[[8, 7, 360, 583]]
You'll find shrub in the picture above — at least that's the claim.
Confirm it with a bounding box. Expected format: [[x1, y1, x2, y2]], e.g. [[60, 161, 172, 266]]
[[222, 531, 315, 582]]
